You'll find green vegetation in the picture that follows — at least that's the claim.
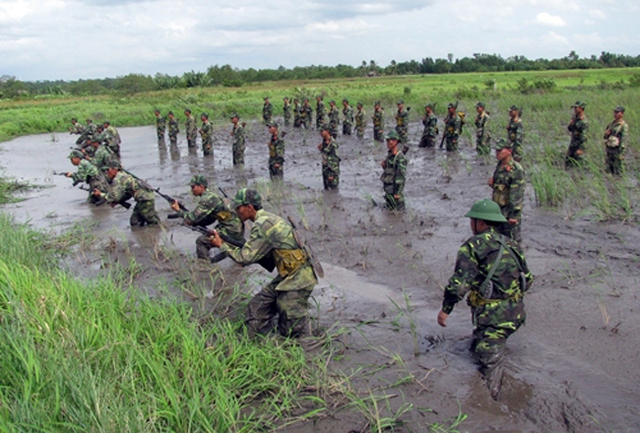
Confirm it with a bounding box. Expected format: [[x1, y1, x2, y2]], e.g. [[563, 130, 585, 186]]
[[0, 173, 30, 204]]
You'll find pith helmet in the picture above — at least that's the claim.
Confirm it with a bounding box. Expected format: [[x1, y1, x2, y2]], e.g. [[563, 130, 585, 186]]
[[494, 138, 512, 150], [464, 199, 508, 223], [68, 149, 84, 159], [385, 130, 400, 141], [189, 174, 208, 188], [233, 188, 262, 208], [571, 101, 586, 109]]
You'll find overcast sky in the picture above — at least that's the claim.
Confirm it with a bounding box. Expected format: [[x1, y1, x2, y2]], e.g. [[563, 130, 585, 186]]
[[1, 0, 638, 82]]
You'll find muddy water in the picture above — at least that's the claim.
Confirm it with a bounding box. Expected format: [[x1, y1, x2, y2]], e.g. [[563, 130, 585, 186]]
[[2, 121, 639, 432]]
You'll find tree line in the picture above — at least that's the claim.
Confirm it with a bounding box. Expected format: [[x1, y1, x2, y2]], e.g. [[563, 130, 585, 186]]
[[2, 51, 639, 99]]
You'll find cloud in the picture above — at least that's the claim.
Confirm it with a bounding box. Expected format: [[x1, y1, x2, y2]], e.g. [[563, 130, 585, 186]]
[[589, 9, 606, 19], [540, 30, 569, 46], [535, 12, 566, 27]]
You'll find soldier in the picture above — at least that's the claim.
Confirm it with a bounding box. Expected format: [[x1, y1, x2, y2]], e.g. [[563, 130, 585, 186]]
[[395, 99, 410, 149], [230, 113, 246, 167], [170, 175, 244, 260], [184, 109, 198, 149], [69, 118, 85, 135], [437, 199, 533, 400], [488, 139, 524, 242], [316, 95, 326, 129], [418, 103, 438, 148], [209, 188, 319, 338], [293, 98, 302, 128], [443, 103, 462, 151], [355, 102, 366, 138], [199, 112, 213, 156], [603, 106, 628, 175], [506, 105, 524, 162], [154, 109, 166, 142], [76, 118, 97, 145], [103, 121, 122, 158], [372, 101, 385, 142], [342, 99, 354, 135], [93, 159, 160, 227], [301, 98, 313, 129], [283, 97, 292, 127], [475, 102, 491, 156], [318, 124, 340, 189], [380, 130, 407, 210], [89, 136, 116, 172], [564, 101, 589, 167], [262, 96, 273, 125], [267, 122, 285, 180], [167, 111, 179, 146], [328, 100, 340, 138], [65, 149, 106, 205]]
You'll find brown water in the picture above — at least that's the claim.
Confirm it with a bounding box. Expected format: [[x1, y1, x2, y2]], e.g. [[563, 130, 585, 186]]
[[2, 121, 639, 432]]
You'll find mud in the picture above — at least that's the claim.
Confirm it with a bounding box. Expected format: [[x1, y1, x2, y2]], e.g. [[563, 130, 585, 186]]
[[2, 121, 639, 432]]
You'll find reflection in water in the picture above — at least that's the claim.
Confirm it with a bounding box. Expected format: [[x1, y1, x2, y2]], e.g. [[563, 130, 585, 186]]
[[158, 142, 167, 164], [169, 144, 180, 161]]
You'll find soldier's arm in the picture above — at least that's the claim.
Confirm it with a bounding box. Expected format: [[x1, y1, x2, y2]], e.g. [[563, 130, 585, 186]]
[[220, 222, 270, 265], [442, 243, 479, 314], [507, 169, 525, 220], [394, 156, 407, 195]]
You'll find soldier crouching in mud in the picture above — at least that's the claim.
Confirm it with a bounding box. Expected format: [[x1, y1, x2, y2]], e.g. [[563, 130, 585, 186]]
[[437, 199, 534, 400]]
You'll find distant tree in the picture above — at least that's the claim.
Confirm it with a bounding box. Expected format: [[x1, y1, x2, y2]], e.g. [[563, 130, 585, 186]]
[[115, 73, 158, 94]]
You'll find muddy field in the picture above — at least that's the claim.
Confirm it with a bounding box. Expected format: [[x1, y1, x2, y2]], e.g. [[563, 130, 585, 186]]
[[2, 120, 639, 432]]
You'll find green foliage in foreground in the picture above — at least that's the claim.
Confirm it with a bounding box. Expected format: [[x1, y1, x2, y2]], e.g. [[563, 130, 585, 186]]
[[0, 173, 30, 204], [0, 213, 320, 432]]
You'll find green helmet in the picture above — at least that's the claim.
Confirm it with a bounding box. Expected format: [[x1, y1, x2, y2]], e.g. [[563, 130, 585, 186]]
[[68, 149, 84, 159], [385, 130, 400, 141], [233, 188, 262, 208], [464, 199, 507, 223], [189, 174, 208, 188], [494, 138, 511, 151]]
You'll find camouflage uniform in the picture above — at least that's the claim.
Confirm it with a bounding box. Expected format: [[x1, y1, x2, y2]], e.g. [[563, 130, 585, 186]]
[[100, 171, 160, 226], [475, 111, 491, 155], [69, 120, 85, 135], [231, 121, 246, 166], [316, 98, 326, 129], [565, 116, 588, 167], [301, 100, 313, 129], [380, 146, 407, 210], [92, 144, 116, 172], [442, 227, 533, 395], [77, 121, 97, 144], [155, 112, 166, 141], [200, 118, 213, 156], [320, 136, 340, 189], [168, 116, 179, 145], [220, 208, 318, 337], [102, 125, 121, 158], [395, 106, 409, 145], [268, 131, 285, 180], [283, 99, 292, 126], [419, 110, 438, 148], [506, 116, 524, 161], [491, 159, 525, 242], [443, 111, 462, 151], [293, 99, 302, 128], [328, 103, 340, 138], [355, 104, 366, 138], [372, 105, 384, 141], [262, 99, 273, 124], [603, 117, 628, 176], [185, 113, 198, 148], [71, 159, 106, 204], [176, 190, 244, 259], [342, 102, 354, 135]]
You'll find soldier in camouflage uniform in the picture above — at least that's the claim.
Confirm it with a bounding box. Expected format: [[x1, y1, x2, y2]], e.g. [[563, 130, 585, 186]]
[[437, 199, 533, 400], [293, 98, 302, 128], [603, 106, 628, 175], [267, 122, 285, 180], [372, 101, 385, 142], [380, 130, 407, 210], [66, 149, 106, 205], [262, 97, 273, 125], [103, 121, 122, 158], [489, 139, 525, 242], [154, 109, 166, 142], [283, 97, 292, 127], [93, 159, 160, 226], [301, 98, 313, 129], [318, 124, 340, 189], [184, 109, 198, 149], [210, 188, 319, 338], [69, 118, 85, 136], [342, 99, 354, 135], [170, 175, 244, 260], [230, 113, 246, 167], [76, 118, 97, 145], [475, 102, 491, 156], [419, 103, 438, 148], [315, 95, 326, 129], [199, 112, 213, 156], [506, 105, 524, 162], [564, 101, 589, 167], [443, 103, 462, 151], [355, 102, 366, 138], [89, 137, 117, 172], [167, 111, 179, 146], [395, 99, 409, 149], [328, 100, 340, 138]]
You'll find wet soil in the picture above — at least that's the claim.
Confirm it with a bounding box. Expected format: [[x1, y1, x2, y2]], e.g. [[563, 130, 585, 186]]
[[2, 121, 639, 432]]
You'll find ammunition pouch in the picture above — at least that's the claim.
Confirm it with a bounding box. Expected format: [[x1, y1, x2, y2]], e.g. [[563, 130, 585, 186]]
[[605, 136, 620, 148], [492, 184, 508, 207], [216, 210, 232, 222], [269, 146, 277, 158], [468, 290, 523, 308], [273, 248, 307, 278]]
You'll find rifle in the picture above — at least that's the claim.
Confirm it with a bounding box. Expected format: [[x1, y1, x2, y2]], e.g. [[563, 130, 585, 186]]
[[122, 168, 188, 212], [218, 187, 229, 199], [53, 171, 69, 176]]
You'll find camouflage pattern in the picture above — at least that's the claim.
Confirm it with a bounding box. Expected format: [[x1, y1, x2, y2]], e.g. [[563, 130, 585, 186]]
[[199, 119, 213, 156], [92, 144, 115, 172], [475, 111, 491, 155], [262, 100, 273, 124], [283, 99, 292, 126], [491, 159, 525, 242], [603, 118, 629, 175], [220, 209, 318, 337], [301, 100, 313, 129], [380, 149, 407, 210], [395, 108, 409, 144], [319, 136, 340, 189], [419, 112, 438, 148], [342, 103, 354, 135], [177, 190, 244, 259], [155, 112, 166, 140], [231, 122, 246, 166], [77, 121, 97, 144], [442, 227, 533, 393], [293, 99, 302, 128], [268, 131, 285, 180], [316, 98, 325, 129], [168, 116, 179, 145], [100, 171, 160, 226], [506, 117, 524, 161], [565, 116, 588, 167], [355, 105, 366, 138], [71, 159, 106, 203], [372, 105, 384, 141], [443, 112, 462, 151], [185, 114, 198, 148], [328, 104, 340, 138], [69, 120, 85, 135]]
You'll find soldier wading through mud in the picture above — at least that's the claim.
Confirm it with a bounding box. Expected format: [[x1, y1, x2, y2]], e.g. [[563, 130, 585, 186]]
[[437, 199, 533, 400]]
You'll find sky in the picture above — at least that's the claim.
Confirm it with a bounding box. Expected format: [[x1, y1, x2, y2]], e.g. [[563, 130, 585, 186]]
[[1, 0, 638, 82]]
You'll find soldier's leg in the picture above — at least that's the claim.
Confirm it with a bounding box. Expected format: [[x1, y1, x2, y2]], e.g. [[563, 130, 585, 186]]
[[246, 282, 279, 335], [138, 200, 160, 226], [130, 202, 144, 226], [418, 133, 429, 148], [195, 234, 214, 259], [276, 288, 313, 338]]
